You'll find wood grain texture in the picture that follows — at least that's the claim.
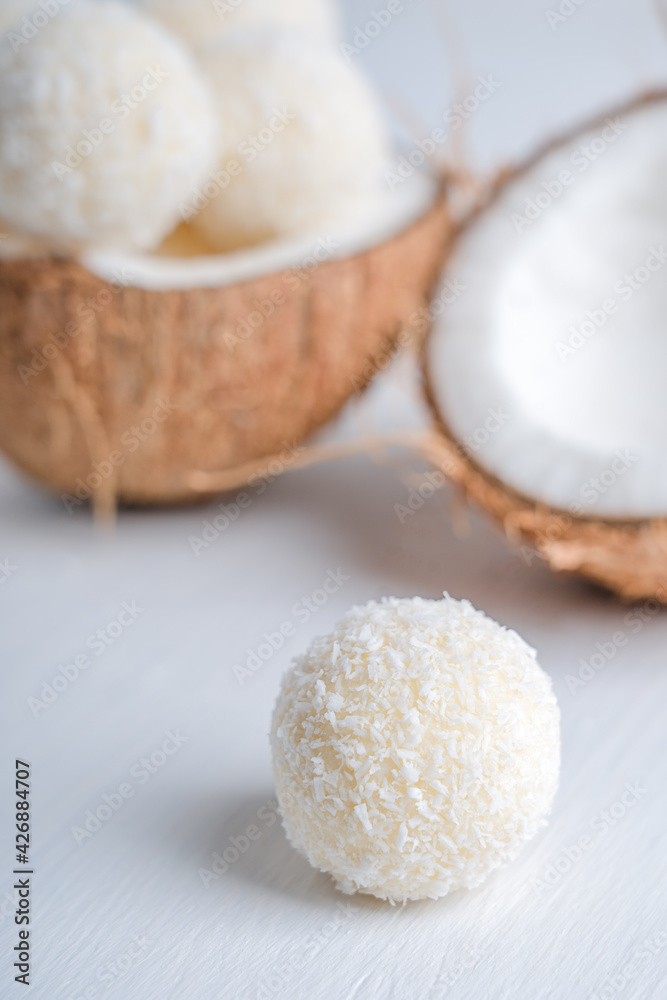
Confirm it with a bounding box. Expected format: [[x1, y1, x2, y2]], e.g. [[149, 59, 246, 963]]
[[1, 431, 665, 1000]]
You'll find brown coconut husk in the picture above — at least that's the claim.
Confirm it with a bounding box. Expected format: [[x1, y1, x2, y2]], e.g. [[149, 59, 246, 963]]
[[0, 185, 450, 517], [171, 86, 667, 606], [416, 421, 667, 603], [422, 89, 667, 603]]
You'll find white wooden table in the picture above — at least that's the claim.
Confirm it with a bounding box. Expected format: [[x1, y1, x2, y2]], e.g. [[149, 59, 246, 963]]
[[2, 2, 667, 998]]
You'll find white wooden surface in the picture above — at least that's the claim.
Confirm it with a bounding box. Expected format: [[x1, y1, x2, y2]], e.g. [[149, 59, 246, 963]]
[[3, 2, 667, 998]]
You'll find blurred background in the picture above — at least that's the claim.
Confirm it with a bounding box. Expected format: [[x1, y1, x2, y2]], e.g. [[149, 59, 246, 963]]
[[345, 0, 667, 167]]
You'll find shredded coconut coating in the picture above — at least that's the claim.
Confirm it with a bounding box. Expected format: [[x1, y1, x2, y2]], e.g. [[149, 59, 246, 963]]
[[0, 0, 219, 250], [271, 595, 560, 902], [191, 27, 390, 252], [139, 0, 339, 50]]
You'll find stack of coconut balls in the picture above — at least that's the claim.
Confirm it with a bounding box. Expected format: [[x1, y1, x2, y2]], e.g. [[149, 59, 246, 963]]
[[0, 0, 390, 253]]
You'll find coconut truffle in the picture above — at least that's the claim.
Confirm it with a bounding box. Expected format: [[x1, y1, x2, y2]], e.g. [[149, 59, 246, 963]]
[[271, 595, 560, 902], [0, 0, 220, 251], [139, 0, 339, 51], [189, 28, 390, 252]]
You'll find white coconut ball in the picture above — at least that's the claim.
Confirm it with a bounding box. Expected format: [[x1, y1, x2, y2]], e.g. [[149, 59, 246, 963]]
[[271, 595, 560, 903], [139, 0, 339, 51], [0, 0, 220, 251], [189, 28, 390, 252]]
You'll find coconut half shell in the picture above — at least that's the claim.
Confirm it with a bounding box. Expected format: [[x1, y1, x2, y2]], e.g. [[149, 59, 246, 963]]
[[418, 426, 667, 603], [0, 179, 449, 513], [424, 91, 667, 602]]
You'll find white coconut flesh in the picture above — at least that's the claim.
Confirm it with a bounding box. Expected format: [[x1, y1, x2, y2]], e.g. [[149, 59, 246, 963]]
[[0, 168, 438, 291], [428, 98, 667, 519]]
